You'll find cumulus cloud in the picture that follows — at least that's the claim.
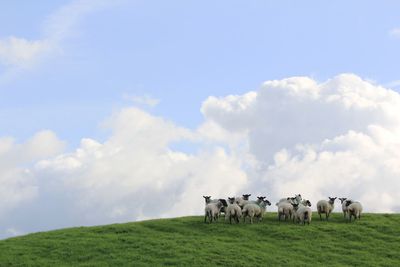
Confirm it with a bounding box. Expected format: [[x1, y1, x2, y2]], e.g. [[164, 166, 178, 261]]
[[202, 73, 400, 212], [0, 130, 65, 217], [34, 107, 247, 226], [2, 73, 400, 238]]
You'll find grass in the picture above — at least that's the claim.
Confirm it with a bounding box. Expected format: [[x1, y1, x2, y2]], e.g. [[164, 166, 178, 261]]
[[0, 213, 399, 266]]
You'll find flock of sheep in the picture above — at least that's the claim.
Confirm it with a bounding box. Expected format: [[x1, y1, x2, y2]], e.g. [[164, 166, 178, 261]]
[[203, 194, 363, 225]]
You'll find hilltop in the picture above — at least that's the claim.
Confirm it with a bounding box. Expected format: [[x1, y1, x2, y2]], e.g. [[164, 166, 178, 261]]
[[0, 213, 399, 266]]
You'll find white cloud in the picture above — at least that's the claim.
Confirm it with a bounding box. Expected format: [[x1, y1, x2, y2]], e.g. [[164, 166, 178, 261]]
[[0, 37, 54, 69], [389, 27, 400, 39], [34, 107, 247, 225], [202, 73, 400, 212], [0, 131, 65, 217], [0, 0, 120, 71], [123, 94, 161, 107]]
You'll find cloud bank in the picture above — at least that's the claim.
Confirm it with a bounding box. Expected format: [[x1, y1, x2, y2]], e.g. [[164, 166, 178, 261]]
[[1, 73, 400, 238]]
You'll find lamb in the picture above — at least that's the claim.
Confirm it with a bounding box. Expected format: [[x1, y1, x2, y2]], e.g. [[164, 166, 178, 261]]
[[292, 200, 312, 225], [204, 200, 224, 223], [242, 199, 271, 224], [346, 200, 363, 222], [317, 197, 337, 221], [225, 197, 242, 224]]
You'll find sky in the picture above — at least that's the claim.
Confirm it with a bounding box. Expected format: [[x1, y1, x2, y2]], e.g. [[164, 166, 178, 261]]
[[1, 0, 400, 238]]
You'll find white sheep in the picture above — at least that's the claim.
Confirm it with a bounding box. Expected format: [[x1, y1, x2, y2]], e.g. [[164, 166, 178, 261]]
[[225, 197, 242, 224], [317, 197, 337, 221], [277, 202, 294, 221], [346, 200, 363, 222], [235, 194, 252, 209], [203, 196, 228, 214], [204, 200, 224, 223], [339, 198, 354, 218], [276, 194, 302, 206], [242, 199, 271, 224], [292, 200, 312, 225]]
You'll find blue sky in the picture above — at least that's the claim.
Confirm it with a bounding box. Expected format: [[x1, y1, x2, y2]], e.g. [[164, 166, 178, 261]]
[[1, 1, 400, 238], [1, 0, 400, 147]]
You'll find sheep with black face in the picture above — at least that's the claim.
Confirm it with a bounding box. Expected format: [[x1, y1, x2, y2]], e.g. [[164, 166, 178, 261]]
[[317, 197, 337, 221], [204, 199, 225, 223], [346, 200, 363, 222], [242, 199, 271, 224], [292, 199, 312, 225], [225, 197, 242, 224]]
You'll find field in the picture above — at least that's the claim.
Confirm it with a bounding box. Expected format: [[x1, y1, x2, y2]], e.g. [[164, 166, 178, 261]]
[[0, 213, 399, 266]]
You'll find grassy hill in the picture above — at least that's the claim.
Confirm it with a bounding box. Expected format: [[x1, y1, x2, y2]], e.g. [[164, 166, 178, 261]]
[[0, 213, 399, 266]]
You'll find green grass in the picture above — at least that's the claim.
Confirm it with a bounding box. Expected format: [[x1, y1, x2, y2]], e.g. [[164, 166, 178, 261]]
[[0, 213, 399, 266]]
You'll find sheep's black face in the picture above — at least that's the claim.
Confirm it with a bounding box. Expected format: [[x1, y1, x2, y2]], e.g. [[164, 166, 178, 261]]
[[306, 200, 312, 207], [264, 199, 271, 206], [329, 197, 337, 204], [338, 198, 346, 203], [203, 196, 211, 203], [242, 194, 251, 200], [292, 203, 299, 209], [228, 197, 235, 204], [257, 196, 266, 201], [345, 200, 352, 207]]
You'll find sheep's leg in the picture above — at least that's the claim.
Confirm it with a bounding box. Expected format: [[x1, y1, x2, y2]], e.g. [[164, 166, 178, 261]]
[[204, 215, 207, 223], [229, 216, 232, 224]]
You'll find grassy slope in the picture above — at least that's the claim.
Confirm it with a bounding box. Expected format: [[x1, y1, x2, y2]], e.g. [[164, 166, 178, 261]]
[[0, 213, 399, 266]]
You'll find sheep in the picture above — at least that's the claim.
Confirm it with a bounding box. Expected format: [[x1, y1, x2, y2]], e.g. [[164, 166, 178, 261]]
[[317, 197, 337, 221], [203, 196, 228, 214], [276, 194, 302, 206], [225, 197, 242, 224], [346, 200, 363, 222], [277, 201, 294, 221], [292, 200, 312, 225], [339, 198, 355, 218], [204, 200, 224, 223], [239, 196, 267, 209], [235, 194, 252, 208], [242, 199, 271, 224]]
